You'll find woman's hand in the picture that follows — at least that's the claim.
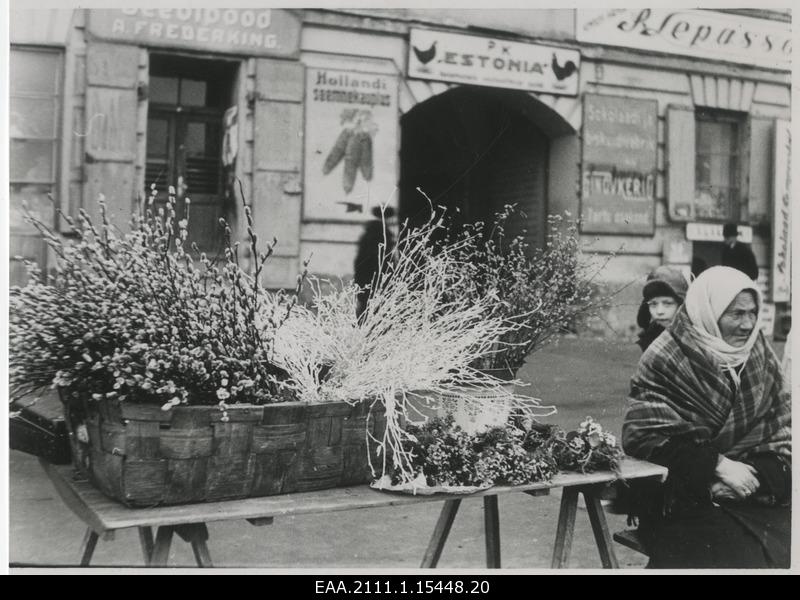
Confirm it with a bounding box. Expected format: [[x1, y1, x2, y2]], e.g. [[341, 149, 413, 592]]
[[714, 456, 760, 499], [710, 480, 740, 501]]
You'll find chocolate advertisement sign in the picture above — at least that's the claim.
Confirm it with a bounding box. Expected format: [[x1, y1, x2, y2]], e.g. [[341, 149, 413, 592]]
[[580, 94, 658, 235]]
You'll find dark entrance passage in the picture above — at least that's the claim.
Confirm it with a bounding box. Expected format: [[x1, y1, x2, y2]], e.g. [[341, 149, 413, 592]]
[[399, 87, 549, 248], [145, 54, 238, 253]]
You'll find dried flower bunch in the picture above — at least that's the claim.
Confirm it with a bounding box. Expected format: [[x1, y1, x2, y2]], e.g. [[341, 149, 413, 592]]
[[550, 416, 622, 474], [379, 415, 622, 489], [442, 206, 595, 377], [9, 188, 300, 414], [271, 207, 555, 484]]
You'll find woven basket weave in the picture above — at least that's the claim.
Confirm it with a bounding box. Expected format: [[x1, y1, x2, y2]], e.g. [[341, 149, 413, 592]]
[[63, 395, 385, 507]]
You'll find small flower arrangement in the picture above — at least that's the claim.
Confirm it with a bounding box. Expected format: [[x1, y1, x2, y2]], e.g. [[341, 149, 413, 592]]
[[9, 187, 301, 414], [377, 415, 622, 491], [550, 416, 622, 474], [441, 206, 596, 378]]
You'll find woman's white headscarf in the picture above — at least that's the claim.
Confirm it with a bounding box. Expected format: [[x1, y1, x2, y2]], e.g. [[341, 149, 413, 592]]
[[684, 266, 762, 388]]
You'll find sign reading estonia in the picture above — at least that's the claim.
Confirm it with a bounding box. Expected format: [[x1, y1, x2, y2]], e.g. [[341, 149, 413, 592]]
[[87, 9, 301, 57], [581, 94, 658, 236], [576, 9, 791, 71], [408, 28, 580, 96]]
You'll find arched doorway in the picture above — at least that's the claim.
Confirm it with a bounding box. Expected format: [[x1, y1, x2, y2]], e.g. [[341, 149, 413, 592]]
[[399, 86, 571, 249]]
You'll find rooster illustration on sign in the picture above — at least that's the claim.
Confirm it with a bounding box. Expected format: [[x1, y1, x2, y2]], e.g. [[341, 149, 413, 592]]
[[322, 108, 377, 197], [412, 41, 437, 65], [551, 53, 577, 81]]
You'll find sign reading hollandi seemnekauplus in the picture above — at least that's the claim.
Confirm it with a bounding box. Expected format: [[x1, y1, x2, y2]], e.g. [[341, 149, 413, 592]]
[[580, 94, 657, 236], [576, 9, 790, 71], [408, 28, 580, 96], [87, 9, 301, 57]]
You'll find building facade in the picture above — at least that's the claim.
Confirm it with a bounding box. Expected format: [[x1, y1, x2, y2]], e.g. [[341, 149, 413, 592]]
[[9, 8, 792, 337]]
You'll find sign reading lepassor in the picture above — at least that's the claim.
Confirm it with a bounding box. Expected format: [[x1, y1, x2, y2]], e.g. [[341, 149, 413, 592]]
[[580, 94, 657, 236], [408, 28, 580, 96], [576, 9, 791, 71], [88, 9, 301, 57]]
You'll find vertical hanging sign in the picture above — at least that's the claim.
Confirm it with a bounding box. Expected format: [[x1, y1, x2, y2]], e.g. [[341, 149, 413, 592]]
[[771, 119, 791, 302], [304, 68, 399, 221], [580, 94, 658, 235]]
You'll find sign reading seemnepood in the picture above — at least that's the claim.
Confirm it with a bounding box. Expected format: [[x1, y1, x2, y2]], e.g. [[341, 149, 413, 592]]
[[408, 28, 580, 96], [87, 9, 301, 57], [580, 94, 657, 235], [576, 9, 791, 71]]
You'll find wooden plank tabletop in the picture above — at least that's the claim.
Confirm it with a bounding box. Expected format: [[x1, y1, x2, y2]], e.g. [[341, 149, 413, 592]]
[[40, 457, 667, 534]]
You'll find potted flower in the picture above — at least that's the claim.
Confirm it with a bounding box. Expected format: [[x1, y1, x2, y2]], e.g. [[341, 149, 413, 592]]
[[9, 188, 384, 506]]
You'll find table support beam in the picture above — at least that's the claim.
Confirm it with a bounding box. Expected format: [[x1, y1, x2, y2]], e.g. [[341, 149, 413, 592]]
[[138, 527, 154, 566], [151, 526, 175, 567], [583, 489, 619, 569], [483, 496, 501, 568], [175, 523, 213, 568], [551, 487, 579, 568], [79, 528, 99, 566], [420, 499, 461, 568]]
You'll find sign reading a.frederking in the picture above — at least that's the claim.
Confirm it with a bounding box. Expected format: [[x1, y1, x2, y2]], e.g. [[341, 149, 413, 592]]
[[88, 9, 301, 58], [408, 28, 580, 96]]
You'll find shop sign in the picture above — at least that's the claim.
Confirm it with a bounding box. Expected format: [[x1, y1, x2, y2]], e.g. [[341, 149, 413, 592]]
[[771, 119, 791, 302], [580, 94, 657, 235], [407, 28, 579, 96], [304, 68, 399, 222], [576, 9, 791, 71], [686, 223, 753, 243], [87, 9, 301, 57], [760, 302, 776, 337]]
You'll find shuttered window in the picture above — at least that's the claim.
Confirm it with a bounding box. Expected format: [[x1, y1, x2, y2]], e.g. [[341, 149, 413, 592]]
[[668, 105, 758, 225], [9, 46, 63, 285], [694, 110, 743, 222]]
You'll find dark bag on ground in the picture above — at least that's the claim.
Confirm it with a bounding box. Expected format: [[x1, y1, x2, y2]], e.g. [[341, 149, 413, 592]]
[[10, 393, 71, 464]]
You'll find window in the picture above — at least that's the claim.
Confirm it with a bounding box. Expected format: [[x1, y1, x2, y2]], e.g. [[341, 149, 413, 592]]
[[9, 47, 62, 227], [9, 46, 62, 286], [694, 110, 743, 222]]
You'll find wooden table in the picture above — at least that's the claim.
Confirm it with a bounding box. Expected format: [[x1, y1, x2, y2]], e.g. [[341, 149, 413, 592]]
[[39, 457, 666, 568]]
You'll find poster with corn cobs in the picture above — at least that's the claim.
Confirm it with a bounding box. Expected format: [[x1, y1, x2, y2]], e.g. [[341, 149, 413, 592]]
[[304, 68, 399, 221]]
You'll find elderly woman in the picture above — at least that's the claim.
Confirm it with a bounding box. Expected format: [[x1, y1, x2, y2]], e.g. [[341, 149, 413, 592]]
[[623, 266, 791, 568]]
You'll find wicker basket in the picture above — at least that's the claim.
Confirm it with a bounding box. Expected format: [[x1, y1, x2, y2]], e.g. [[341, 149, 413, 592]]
[[62, 395, 385, 507]]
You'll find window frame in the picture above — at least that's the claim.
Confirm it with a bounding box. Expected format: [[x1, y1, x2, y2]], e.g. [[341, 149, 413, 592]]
[[693, 108, 747, 223], [9, 45, 63, 187]]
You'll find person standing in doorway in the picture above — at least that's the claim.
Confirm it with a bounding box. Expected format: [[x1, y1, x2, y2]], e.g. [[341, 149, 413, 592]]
[[721, 222, 759, 280]]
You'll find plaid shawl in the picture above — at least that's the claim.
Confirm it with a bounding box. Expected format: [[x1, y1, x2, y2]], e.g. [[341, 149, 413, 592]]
[[623, 308, 790, 461]]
